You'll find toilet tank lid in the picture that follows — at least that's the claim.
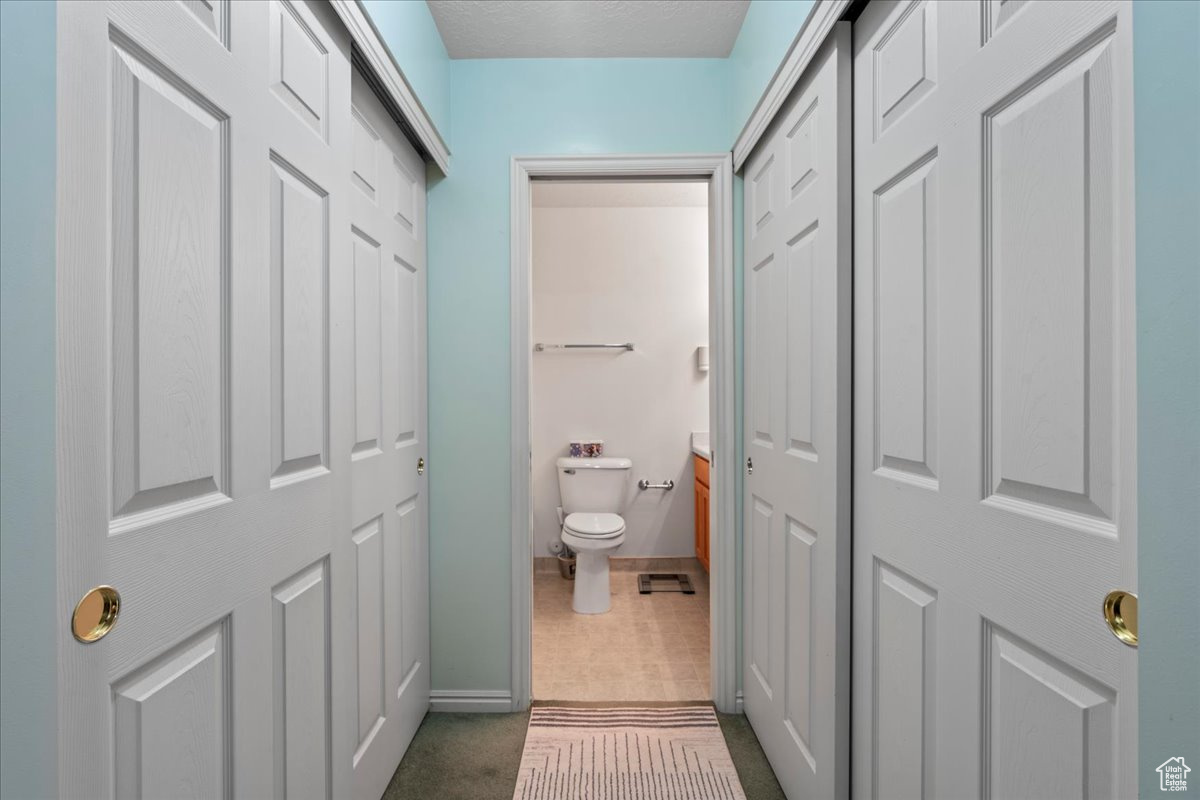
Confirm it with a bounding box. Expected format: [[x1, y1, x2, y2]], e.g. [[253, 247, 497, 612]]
[[557, 457, 632, 470]]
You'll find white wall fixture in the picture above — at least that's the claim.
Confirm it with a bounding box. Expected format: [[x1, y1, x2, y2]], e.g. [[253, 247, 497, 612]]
[[696, 345, 710, 373], [512, 154, 736, 713], [531, 183, 709, 558]]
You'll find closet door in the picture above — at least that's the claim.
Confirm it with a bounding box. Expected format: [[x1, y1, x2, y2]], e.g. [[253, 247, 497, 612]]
[[56, 1, 354, 797], [742, 24, 852, 800], [852, 1, 1138, 797], [340, 67, 431, 800]]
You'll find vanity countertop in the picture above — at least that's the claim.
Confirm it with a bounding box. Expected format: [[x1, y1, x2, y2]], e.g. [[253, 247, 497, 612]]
[[691, 432, 711, 461]]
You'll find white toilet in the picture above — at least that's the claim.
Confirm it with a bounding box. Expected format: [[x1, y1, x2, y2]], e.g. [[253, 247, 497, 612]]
[[556, 456, 631, 614]]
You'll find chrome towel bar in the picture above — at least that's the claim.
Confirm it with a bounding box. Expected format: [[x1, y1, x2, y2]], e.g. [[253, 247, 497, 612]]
[[638, 479, 675, 491], [535, 342, 634, 352]]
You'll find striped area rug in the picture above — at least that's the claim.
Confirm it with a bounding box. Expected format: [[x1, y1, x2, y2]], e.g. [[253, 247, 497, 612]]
[[513, 706, 747, 800]]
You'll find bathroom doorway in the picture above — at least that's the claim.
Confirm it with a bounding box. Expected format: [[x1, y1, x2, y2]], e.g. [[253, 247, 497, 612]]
[[509, 155, 737, 711], [531, 178, 711, 701]]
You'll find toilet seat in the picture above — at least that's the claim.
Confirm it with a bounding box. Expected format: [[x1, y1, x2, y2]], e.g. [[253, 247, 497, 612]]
[[559, 512, 625, 614], [562, 512, 625, 538], [561, 528, 625, 553]]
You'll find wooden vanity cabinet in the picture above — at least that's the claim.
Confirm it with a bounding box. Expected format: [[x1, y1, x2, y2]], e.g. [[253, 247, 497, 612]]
[[694, 453, 710, 572]]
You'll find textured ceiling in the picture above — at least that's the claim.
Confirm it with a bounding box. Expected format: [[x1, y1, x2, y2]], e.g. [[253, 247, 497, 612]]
[[532, 180, 708, 208], [427, 0, 751, 59]]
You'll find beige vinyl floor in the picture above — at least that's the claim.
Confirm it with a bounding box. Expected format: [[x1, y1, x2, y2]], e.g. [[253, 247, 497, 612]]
[[532, 564, 711, 701]]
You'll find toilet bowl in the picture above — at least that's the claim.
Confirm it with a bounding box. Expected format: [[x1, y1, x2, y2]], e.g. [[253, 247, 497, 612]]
[[561, 512, 626, 614], [555, 457, 632, 615]]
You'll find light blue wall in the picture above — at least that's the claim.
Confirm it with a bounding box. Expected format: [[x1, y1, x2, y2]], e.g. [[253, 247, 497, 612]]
[[728, 0, 815, 141], [359, 0, 815, 157], [0, 2, 57, 798], [359, 0, 452, 144], [363, 0, 825, 696], [1134, 1, 1200, 792], [428, 58, 731, 690]]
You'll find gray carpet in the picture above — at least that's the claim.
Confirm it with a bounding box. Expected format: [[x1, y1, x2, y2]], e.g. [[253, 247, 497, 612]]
[[382, 708, 785, 800]]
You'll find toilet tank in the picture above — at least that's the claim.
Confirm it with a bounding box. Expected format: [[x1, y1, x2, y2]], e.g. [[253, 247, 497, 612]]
[[556, 457, 632, 514]]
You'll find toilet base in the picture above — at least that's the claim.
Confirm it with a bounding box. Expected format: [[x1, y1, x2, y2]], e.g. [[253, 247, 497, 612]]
[[572, 550, 612, 614]]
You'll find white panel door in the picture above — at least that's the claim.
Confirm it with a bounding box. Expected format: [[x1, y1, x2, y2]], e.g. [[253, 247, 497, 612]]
[[743, 25, 851, 800], [56, 1, 350, 796], [852, 1, 1137, 798], [56, 2, 427, 798], [342, 67, 430, 800]]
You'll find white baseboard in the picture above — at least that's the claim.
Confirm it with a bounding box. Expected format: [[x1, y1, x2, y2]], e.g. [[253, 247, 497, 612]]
[[429, 689, 514, 713]]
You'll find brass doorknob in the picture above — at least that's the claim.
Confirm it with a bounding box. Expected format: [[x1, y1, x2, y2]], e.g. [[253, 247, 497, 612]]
[[417, 457, 425, 476], [72, 585, 121, 643], [1103, 590, 1138, 647]]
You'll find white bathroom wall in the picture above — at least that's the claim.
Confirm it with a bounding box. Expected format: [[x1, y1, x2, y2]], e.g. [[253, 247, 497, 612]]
[[532, 181, 709, 557]]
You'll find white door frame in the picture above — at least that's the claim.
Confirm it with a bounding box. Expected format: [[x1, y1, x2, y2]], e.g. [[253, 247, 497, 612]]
[[509, 154, 737, 712]]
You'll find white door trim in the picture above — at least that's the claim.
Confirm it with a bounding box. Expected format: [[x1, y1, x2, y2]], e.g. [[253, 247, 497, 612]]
[[328, 0, 451, 175], [429, 689, 515, 713], [510, 154, 737, 712], [732, 0, 852, 172]]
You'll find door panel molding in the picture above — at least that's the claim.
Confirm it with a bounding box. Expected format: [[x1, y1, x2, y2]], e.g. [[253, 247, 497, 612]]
[[741, 24, 852, 800], [345, 63, 431, 800], [851, 1, 1137, 797], [56, 4, 429, 797]]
